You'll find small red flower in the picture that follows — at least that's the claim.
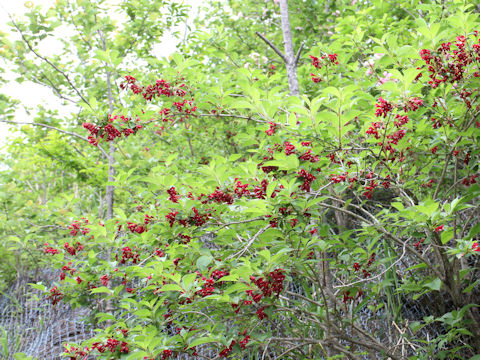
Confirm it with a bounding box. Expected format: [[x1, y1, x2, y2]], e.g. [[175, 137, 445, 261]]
[[100, 274, 109, 286], [434, 225, 444, 232], [256, 306, 268, 320]]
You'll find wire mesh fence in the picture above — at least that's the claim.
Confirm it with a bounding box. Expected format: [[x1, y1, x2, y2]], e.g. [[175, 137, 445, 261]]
[[0, 256, 474, 359], [0, 272, 95, 360]]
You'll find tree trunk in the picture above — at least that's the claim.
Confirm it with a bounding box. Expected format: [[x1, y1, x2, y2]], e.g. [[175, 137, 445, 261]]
[[104, 36, 115, 221], [279, 0, 299, 96]]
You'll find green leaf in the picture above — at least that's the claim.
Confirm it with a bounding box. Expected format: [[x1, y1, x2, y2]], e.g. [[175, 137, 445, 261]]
[[266, 181, 277, 199], [29, 283, 46, 291], [416, 199, 439, 217], [409, 321, 424, 333], [159, 284, 184, 292], [196, 255, 213, 272], [224, 282, 251, 295], [188, 337, 216, 349], [424, 278, 442, 291], [391, 202, 404, 211], [440, 227, 453, 244], [115, 208, 127, 220], [182, 273, 198, 289], [259, 249, 271, 262], [322, 87, 340, 98], [90, 286, 113, 294], [13, 353, 33, 360]]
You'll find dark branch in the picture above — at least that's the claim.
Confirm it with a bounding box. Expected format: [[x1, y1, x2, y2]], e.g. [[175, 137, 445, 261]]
[[294, 41, 305, 66], [255, 31, 287, 64]]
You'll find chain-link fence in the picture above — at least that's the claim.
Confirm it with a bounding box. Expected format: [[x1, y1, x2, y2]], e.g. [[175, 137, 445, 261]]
[[0, 258, 476, 359]]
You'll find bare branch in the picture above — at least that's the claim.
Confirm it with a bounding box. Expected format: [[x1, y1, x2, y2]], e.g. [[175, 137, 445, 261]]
[[226, 224, 271, 260], [294, 41, 305, 66], [273, 342, 311, 360], [214, 216, 265, 229], [333, 241, 407, 289], [0, 119, 108, 158], [255, 31, 287, 63], [7, 14, 91, 107]]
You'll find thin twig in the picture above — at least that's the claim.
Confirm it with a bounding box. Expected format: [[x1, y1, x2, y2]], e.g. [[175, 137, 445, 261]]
[[333, 241, 407, 289], [215, 216, 265, 229], [8, 14, 91, 107], [273, 342, 309, 359], [284, 290, 323, 308], [226, 224, 271, 260]]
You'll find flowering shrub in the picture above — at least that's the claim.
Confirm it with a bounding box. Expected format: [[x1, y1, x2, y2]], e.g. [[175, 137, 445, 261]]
[[1, 0, 480, 359]]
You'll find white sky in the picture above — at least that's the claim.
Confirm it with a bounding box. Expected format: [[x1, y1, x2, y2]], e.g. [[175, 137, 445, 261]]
[[0, 0, 199, 150]]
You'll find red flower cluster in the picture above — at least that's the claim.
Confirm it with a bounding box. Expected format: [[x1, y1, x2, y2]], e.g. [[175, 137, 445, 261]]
[[299, 149, 319, 163], [462, 174, 478, 187], [167, 186, 180, 203], [368, 98, 412, 161], [256, 306, 268, 320], [363, 180, 378, 199], [394, 114, 409, 128], [127, 222, 146, 234], [375, 97, 394, 118], [162, 349, 173, 359], [309, 53, 339, 82], [219, 340, 237, 357], [117, 246, 140, 264], [44, 242, 59, 255], [297, 169, 316, 192], [68, 218, 90, 236], [419, 34, 480, 88], [386, 128, 406, 146], [208, 188, 234, 204], [64, 241, 84, 256], [82, 115, 142, 146], [176, 207, 211, 227], [60, 262, 76, 281], [265, 121, 278, 136], [121, 76, 176, 100], [178, 233, 192, 244], [233, 179, 281, 200], [310, 53, 339, 68], [63, 344, 89, 360], [366, 121, 384, 139], [311, 73, 322, 83], [414, 238, 425, 249], [249, 268, 286, 301], [284, 141, 296, 155], [165, 211, 178, 227], [422, 179, 436, 188], [402, 97, 423, 112], [121, 76, 197, 124], [105, 338, 129, 354], [218, 333, 250, 357], [48, 286, 63, 305], [342, 290, 363, 304]]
